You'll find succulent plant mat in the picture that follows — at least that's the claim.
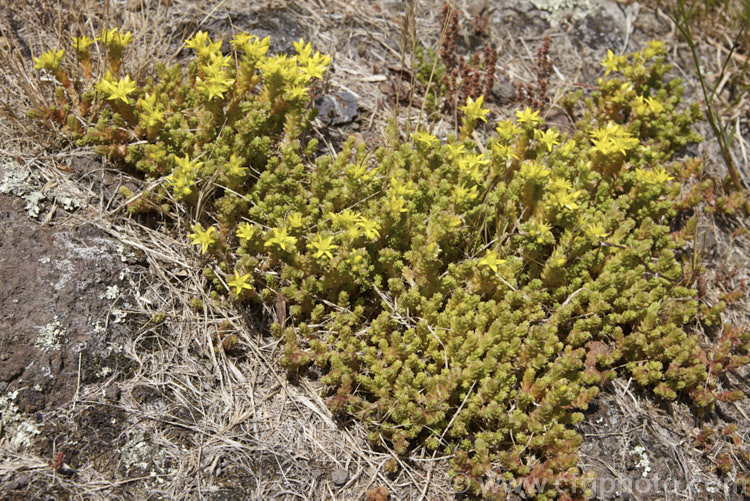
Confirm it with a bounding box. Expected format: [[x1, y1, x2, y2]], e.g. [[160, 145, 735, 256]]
[[1, 0, 750, 499]]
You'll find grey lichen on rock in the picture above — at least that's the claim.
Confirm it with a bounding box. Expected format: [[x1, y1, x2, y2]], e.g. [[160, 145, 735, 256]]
[[0, 158, 80, 218], [530, 0, 599, 25], [0, 391, 41, 448], [34, 316, 65, 352]]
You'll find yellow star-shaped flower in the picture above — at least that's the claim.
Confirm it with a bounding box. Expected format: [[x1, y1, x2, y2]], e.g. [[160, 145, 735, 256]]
[[236, 222, 256, 242], [96, 74, 136, 104], [478, 250, 505, 274], [185, 31, 222, 59], [100, 28, 132, 49], [601, 49, 627, 76], [307, 234, 337, 260], [535, 128, 560, 152], [287, 212, 304, 228], [461, 95, 489, 123], [33, 49, 65, 71], [300, 60, 327, 80], [72, 36, 96, 55], [227, 269, 253, 296], [188, 223, 217, 255], [264, 226, 298, 252], [174, 153, 203, 173], [329, 209, 361, 229], [495, 120, 521, 142], [356, 217, 381, 240], [225, 154, 247, 178], [412, 130, 439, 148], [515, 107, 541, 128]]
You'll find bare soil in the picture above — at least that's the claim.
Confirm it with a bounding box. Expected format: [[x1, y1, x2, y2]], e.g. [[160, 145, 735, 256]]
[[1, 0, 749, 500]]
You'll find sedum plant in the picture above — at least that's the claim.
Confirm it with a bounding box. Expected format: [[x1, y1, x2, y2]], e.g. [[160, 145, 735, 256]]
[[31, 28, 330, 216], [31, 35, 750, 499]]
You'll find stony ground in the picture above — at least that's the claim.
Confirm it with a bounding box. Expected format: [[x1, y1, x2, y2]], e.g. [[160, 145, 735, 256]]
[[1, 0, 749, 499]]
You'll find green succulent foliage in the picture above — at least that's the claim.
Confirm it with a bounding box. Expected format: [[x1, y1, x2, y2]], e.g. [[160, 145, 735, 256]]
[[31, 35, 750, 499], [30, 30, 329, 216], [414, 44, 448, 117], [239, 42, 740, 497]]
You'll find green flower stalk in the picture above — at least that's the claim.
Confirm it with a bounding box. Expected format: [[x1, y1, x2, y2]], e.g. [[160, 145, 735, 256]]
[[72, 36, 96, 79], [99, 28, 132, 75]]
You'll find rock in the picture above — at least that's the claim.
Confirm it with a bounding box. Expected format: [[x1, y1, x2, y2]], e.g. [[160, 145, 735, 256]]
[[201, 8, 304, 55], [105, 384, 121, 401], [6, 473, 30, 491], [314, 91, 359, 126], [573, 6, 624, 50], [331, 467, 348, 486], [530, 0, 599, 26], [491, 77, 517, 104], [58, 463, 78, 477], [0, 178, 134, 414]]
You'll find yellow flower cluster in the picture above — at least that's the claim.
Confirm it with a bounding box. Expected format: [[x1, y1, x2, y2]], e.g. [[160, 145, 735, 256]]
[[95, 72, 136, 103], [589, 122, 639, 156], [33, 48, 65, 72], [182, 31, 331, 104], [231, 33, 270, 63], [137, 93, 165, 128], [166, 154, 203, 200], [635, 166, 675, 184], [99, 28, 133, 51], [327, 210, 381, 241]]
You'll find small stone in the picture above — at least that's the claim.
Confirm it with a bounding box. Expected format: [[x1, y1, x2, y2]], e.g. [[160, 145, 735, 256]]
[[314, 91, 359, 125], [491, 78, 517, 104], [105, 384, 121, 401], [58, 463, 77, 477], [14, 473, 30, 488], [331, 467, 348, 486]]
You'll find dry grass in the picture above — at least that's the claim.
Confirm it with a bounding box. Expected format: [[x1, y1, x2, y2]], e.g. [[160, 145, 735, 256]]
[[1, 0, 750, 499]]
